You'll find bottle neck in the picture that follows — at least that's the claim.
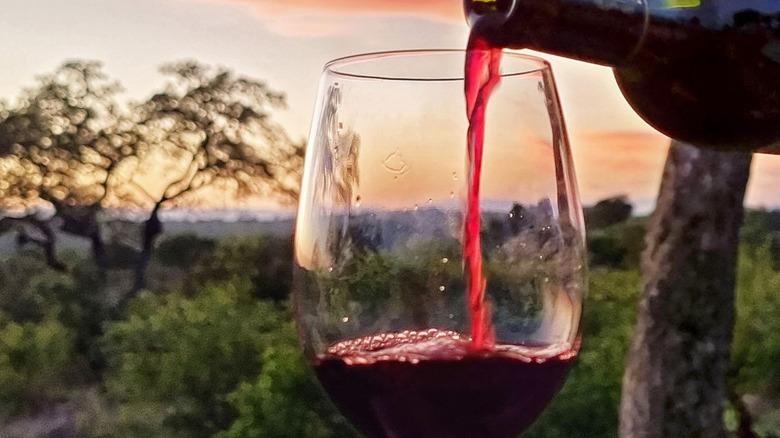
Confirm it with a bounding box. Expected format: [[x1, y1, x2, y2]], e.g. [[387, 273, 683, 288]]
[[467, 0, 649, 67]]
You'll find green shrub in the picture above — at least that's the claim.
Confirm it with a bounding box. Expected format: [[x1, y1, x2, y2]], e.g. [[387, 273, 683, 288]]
[[0, 253, 63, 322], [0, 312, 75, 417], [525, 270, 640, 438], [217, 321, 359, 438], [185, 235, 292, 302], [102, 279, 284, 437], [105, 242, 139, 269], [587, 218, 646, 270], [588, 235, 627, 268], [732, 245, 780, 397], [0, 254, 107, 369], [154, 233, 216, 269]]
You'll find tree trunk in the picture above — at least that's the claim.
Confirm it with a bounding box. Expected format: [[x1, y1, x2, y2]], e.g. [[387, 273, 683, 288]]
[[619, 141, 752, 438], [59, 207, 108, 277], [89, 227, 108, 277], [32, 218, 66, 272], [132, 203, 163, 295], [3, 216, 66, 271]]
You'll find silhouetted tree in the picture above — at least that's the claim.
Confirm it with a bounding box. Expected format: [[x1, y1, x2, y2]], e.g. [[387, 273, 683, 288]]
[[585, 195, 633, 230], [0, 60, 139, 274], [122, 60, 304, 295]]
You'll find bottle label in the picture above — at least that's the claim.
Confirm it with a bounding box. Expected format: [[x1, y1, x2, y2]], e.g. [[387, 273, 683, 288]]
[[663, 0, 700, 9]]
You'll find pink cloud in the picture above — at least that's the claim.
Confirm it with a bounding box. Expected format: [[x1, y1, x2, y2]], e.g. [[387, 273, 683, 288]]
[[180, 0, 463, 36], [205, 0, 463, 21]]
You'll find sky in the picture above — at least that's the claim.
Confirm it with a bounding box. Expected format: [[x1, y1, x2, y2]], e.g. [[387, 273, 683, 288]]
[[1, 0, 779, 212]]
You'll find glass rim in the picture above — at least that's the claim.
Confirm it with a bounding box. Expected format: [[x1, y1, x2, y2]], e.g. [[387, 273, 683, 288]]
[[323, 49, 551, 82]]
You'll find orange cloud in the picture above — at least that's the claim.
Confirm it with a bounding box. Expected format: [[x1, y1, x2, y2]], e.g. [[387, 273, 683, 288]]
[[571, 131, 780, 211], [569, 130, 670, 205]]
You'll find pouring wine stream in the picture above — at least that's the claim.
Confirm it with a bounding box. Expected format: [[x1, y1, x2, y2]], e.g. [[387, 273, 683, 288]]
[[464, 37, 503, 351]]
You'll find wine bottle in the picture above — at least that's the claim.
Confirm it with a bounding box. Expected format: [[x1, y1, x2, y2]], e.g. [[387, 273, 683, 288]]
[[465, 0, 780, 152]]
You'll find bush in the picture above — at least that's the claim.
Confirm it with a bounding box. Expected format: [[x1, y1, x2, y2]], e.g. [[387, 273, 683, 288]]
[[741, 209, 780, 248], [0, 312, 75, 417], [35, 258, 109, 368], [185, 235, 293, 302], [731, 245, 780, 397], [588, 235, 627, 268], [0, 254, 108, 370], [105, 242, 139, 269], [525, 270, 640, 438], [154, 233, 217, 269], [218, 321, 359, 438], [103, 279, 284, 437], [587, 218, 646, 270], [0, 253, 64, 322]]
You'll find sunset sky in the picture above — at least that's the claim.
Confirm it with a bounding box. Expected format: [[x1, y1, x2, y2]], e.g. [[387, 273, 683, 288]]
[[1, 0, 779, 212]]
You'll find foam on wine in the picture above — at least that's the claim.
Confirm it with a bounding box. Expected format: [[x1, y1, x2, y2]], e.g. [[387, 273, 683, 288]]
[[324, 328, 577, 364]]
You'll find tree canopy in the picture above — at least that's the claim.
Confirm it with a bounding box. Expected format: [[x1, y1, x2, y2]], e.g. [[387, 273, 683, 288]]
[[0, 59, 304, 288]]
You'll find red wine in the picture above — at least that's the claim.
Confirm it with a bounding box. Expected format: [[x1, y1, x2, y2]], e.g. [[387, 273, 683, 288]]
[[464, 37, 502, 351], [465, 0, 780, 151], [315, 329, 577, 438]]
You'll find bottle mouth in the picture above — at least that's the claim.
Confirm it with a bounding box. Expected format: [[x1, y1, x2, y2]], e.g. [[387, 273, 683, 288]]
[[464, 0, 517, 46], [464, 0, 516, 23]]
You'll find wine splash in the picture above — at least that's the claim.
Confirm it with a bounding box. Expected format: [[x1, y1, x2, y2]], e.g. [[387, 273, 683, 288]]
[[463, 36, 503, 351]]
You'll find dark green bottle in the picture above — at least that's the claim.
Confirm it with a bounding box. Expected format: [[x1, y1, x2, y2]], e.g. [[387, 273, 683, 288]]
[[466, 0, 780, 151]]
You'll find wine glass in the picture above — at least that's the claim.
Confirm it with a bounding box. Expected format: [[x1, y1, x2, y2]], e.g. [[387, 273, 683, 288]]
[[294, 49, 586, 438]]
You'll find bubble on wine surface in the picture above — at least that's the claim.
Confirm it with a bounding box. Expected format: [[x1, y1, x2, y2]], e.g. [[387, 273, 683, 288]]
[[321, 329, 576, 364]]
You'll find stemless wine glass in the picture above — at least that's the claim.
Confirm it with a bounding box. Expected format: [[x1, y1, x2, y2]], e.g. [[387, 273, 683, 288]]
[[294, 49, 587, 438]]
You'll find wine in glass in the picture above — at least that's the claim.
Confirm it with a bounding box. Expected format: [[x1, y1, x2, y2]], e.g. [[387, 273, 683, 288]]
[[294, 49, 586, 438]]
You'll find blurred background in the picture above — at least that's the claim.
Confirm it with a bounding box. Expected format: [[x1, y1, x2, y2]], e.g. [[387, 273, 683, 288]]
[[0, 0, 777, 436]]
